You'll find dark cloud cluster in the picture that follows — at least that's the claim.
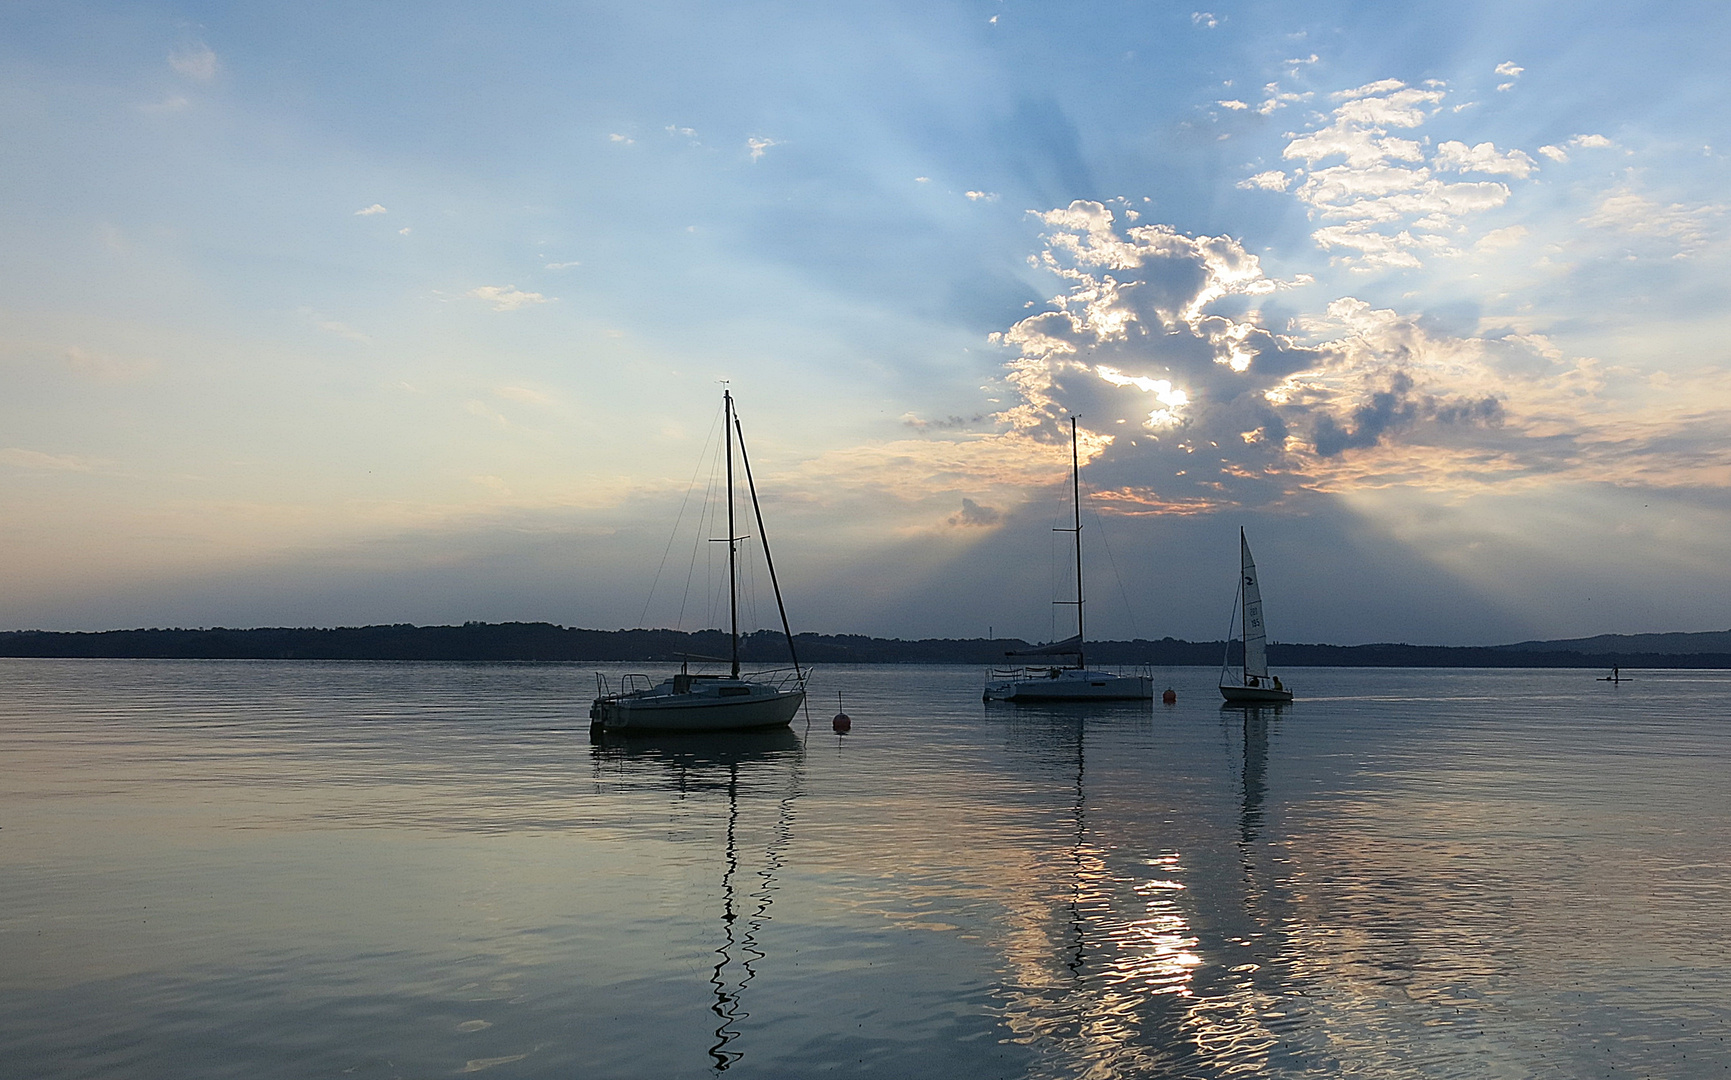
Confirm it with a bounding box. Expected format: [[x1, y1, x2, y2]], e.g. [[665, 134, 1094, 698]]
[[994, 201, 1515, 507]]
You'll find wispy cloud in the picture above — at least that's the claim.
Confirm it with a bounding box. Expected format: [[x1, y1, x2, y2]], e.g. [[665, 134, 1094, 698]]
[[169, 44, 218, 81], [1494, 60, 1523, 91], [354, 204, 388, 216], [494, 385, 556, 407], [301, 311, 370, 343], [468, 286, 551, 311], [1251, 79, 1542, 270], [1582, 189, 1725, 255], [63, 346, 158, 382], [747, 136, 780, 160], [1, 447, 95, 472]]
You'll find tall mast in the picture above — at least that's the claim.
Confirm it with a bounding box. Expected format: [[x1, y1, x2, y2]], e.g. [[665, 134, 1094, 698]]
[[725, 387, 740, 678], [1072, 417, 1084, 664], [1051, 416, 1086, 669], [1240, 527, 1248, 685]]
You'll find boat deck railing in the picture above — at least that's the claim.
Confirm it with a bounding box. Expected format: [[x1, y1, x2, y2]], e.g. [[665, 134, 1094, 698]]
[[593, 667, 807, 700], [985, 663, 1155, 682]]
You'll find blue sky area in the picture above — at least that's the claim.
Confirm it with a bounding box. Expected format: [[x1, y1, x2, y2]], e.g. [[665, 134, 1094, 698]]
[[2, 1, 1728, 645]]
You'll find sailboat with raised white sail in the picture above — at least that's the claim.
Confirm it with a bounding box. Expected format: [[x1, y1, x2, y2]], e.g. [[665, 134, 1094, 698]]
[[983, 418, 1153, 703], [589, 388, 807, 733], [1219, 528, 1293, 704]]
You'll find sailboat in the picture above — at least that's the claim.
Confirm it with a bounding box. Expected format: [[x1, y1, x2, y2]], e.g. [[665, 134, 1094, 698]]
[[983, 418, 1153, 703], [589, 388, 807, 733], [1219, 528, 1293, 704]]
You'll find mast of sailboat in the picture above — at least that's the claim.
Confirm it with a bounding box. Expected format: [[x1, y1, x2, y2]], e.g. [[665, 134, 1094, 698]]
[[1053, 416, 1086, 669], [1239, 527, 1248, 687], [725, 388, 741, 679]]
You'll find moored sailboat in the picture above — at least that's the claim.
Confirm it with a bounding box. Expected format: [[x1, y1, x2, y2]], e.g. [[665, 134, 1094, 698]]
[[1219, 528, 1293, 704], [983, 418, 1153, 703], [590, 388, 807, 733]]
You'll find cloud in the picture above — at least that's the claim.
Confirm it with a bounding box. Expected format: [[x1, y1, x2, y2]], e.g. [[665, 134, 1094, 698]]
[[169, 44, 218, 81], [1237, 170, 1291, 192], [1476, 225, 1529, 251], [314, 319, 369, 343], [355, 204, 388, 216], [1571, 133, 1612, 149], [1494, 60, 1523, 91], [1252, 80, 1545, 270], [1433, 140, 1538, 178], [973, 201, 1719, 515], [63, 345, 158, 382], [544, 260, 581, 269], [1218, 99, 1250, 111], [494, 385, 556, 407], [1581, 189, 1724, 254], [947, 498, 1003, 528], [608, 133, 634, 145], [747, 136, 779, 160], [468, 285, 551, 311], [1537, 144, 1568, 163], [1192, 12, 1219, 28], [136, 95, 191, 114], [1254, 82, 1313, 115], [1, 448, 95, 472], [966, 190, 1000, 202]]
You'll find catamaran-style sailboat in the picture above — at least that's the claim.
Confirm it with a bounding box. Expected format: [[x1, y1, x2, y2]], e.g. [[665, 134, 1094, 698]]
[[983, 418, 1153, 703], [1219, 528, 1294, 704], [589, 389, 807, 733]]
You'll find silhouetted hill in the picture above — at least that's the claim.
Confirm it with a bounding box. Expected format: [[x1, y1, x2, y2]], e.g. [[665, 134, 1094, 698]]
[[2, 623, 1729, 668], [1495, 630, 1731, 655]]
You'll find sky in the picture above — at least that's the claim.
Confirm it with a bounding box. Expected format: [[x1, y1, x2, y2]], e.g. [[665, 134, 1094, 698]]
[[2, 0, 1729, 646]]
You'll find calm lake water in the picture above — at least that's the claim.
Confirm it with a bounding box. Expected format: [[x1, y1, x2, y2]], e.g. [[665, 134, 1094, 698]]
[[2, 659, 1729, 1079]]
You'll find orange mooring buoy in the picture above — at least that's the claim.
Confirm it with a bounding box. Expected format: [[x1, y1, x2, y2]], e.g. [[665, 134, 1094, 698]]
[[1162, 687, 1177, 704], [832, 692, 852, 733]]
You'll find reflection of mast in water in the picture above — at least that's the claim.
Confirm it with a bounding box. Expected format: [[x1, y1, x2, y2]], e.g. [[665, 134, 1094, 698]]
[[995, 705, 1199, 1078], [707, 746, 804, 1071], [1065, 716, 1086, 978], [589, 730, 802, 1074], [708, 762, 745, 1069]]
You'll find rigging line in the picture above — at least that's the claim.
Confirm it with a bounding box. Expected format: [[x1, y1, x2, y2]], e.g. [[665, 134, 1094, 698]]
[[639, 405, 726, 630], [1081, 483, 1144, 643], [1219, 575, 1242, 683], [732, 403, 804, 683], [677, 417, 728, 635]]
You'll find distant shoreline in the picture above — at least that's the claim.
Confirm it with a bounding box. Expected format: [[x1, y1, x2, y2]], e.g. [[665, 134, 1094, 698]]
[[2, 623, 1728, 669]]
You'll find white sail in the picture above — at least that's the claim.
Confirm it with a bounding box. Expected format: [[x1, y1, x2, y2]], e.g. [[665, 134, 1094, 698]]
[[1240, 528, 1269, 680]]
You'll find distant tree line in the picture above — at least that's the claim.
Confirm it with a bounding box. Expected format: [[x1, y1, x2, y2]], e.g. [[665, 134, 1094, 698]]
[[1, 622, 1728, 668]]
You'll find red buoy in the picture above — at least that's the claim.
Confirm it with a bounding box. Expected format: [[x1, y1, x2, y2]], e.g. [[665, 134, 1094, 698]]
[[1162, 687, 1177, 704]]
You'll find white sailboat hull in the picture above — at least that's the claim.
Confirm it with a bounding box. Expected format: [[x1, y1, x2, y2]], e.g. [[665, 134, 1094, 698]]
[[984, 669, 1153, 702], [592, 684, 804, 732]]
